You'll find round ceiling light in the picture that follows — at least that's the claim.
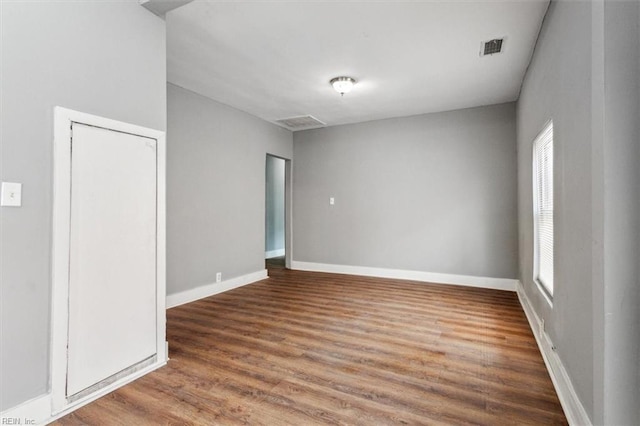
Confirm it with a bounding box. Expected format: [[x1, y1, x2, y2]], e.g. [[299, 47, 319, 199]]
[[330, 76, 356, 96]]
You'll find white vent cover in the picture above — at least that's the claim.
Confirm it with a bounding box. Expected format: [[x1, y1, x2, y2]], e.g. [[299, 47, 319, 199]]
[[275, 115, 326, 131], [480, 38, 505, 56]]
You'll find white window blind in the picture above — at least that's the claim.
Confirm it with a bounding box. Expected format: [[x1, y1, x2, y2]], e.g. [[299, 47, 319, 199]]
[[532, 122, 554, 296]]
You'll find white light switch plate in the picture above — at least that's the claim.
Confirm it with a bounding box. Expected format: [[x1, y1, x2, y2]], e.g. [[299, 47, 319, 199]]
[[1, 182, 22, 207]]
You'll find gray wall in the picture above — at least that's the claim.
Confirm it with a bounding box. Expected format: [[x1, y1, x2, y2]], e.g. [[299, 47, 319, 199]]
[[167, 84, 292, 295], [0, 2, 166, 411], [517, 0, 640, 423], [265, 155, 286, 255], [293, 103, 518, 279], [600, 1, 640, 424], [516, 0, 594, 415]]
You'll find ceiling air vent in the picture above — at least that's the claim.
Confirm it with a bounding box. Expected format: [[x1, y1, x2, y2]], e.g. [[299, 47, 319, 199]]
[[480, 38, 504, 56], [275, 115, 326, 131]]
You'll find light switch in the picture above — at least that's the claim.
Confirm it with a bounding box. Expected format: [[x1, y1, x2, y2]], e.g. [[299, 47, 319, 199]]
[[1, 182, 22, 207], [329, 197, 335, 205]]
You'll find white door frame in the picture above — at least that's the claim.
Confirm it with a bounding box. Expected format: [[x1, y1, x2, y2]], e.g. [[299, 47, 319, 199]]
[[50, 107, 167, 414], [284, 157, 293, 269], [265, 154, 293, 268]]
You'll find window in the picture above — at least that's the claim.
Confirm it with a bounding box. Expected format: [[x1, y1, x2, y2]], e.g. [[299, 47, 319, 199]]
[[532, 121, 554, 297]]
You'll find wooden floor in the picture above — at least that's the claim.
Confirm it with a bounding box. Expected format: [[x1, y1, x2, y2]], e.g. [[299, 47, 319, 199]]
[[54, 260, 567, 425]]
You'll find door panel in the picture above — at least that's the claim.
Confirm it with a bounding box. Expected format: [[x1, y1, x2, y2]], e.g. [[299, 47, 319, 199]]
[[67, 123, 157, 396]]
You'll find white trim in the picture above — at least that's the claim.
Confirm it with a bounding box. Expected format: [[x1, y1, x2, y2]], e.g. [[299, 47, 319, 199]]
[[284, 159, 293, 269], [265, 249, 285, 259], [0, 393, 50, 426], [516, 282, 591, 426], [49, 360, 165, 420], [167, 270, 269, 308], [51, 107, 73, 412], [155, 112, 168, 366], [37, 360, 167, 424], [0, 361, 165, 426], [291, 261, 517, 292], [51, 107, 167, 413]]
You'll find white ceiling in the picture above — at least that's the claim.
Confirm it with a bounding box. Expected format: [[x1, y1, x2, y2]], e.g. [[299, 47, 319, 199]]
[[167, 0, 549, 130]]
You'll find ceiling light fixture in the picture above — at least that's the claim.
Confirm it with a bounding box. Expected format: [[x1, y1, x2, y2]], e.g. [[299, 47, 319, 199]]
[[330, 76, 356, 96]]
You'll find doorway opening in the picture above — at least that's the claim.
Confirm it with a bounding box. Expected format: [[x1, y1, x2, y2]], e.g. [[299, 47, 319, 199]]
[[265, 154, 291, 271]]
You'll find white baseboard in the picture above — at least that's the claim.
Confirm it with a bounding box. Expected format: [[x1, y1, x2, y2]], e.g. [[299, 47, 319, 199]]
[[47, 358, 166, 424], [166, 269, 268, 308], [291, 261, 517, 292], [0, 358, 167, 426], [516, 282, 591, 426], [1, 393, 51, 426], [265, 249, 285, 259]]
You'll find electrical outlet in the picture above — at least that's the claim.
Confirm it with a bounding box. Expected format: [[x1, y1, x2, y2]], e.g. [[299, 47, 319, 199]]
[[1, 182, 22, 207], [216, 272, 222, 283]]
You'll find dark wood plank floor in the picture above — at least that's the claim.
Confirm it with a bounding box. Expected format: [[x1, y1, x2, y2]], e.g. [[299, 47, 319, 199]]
[[54, 260, 567, 425]]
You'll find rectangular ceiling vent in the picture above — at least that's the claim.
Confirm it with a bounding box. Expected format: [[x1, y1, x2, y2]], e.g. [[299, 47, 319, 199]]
[[480, 38, 504, 56], [275, 115, 326, 131]]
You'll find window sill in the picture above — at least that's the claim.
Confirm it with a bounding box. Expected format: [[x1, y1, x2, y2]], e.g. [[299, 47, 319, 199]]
[[534, 279, 554, 308]]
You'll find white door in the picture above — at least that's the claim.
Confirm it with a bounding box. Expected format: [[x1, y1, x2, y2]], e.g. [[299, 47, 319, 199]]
[[66, 123, 157, 396]]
